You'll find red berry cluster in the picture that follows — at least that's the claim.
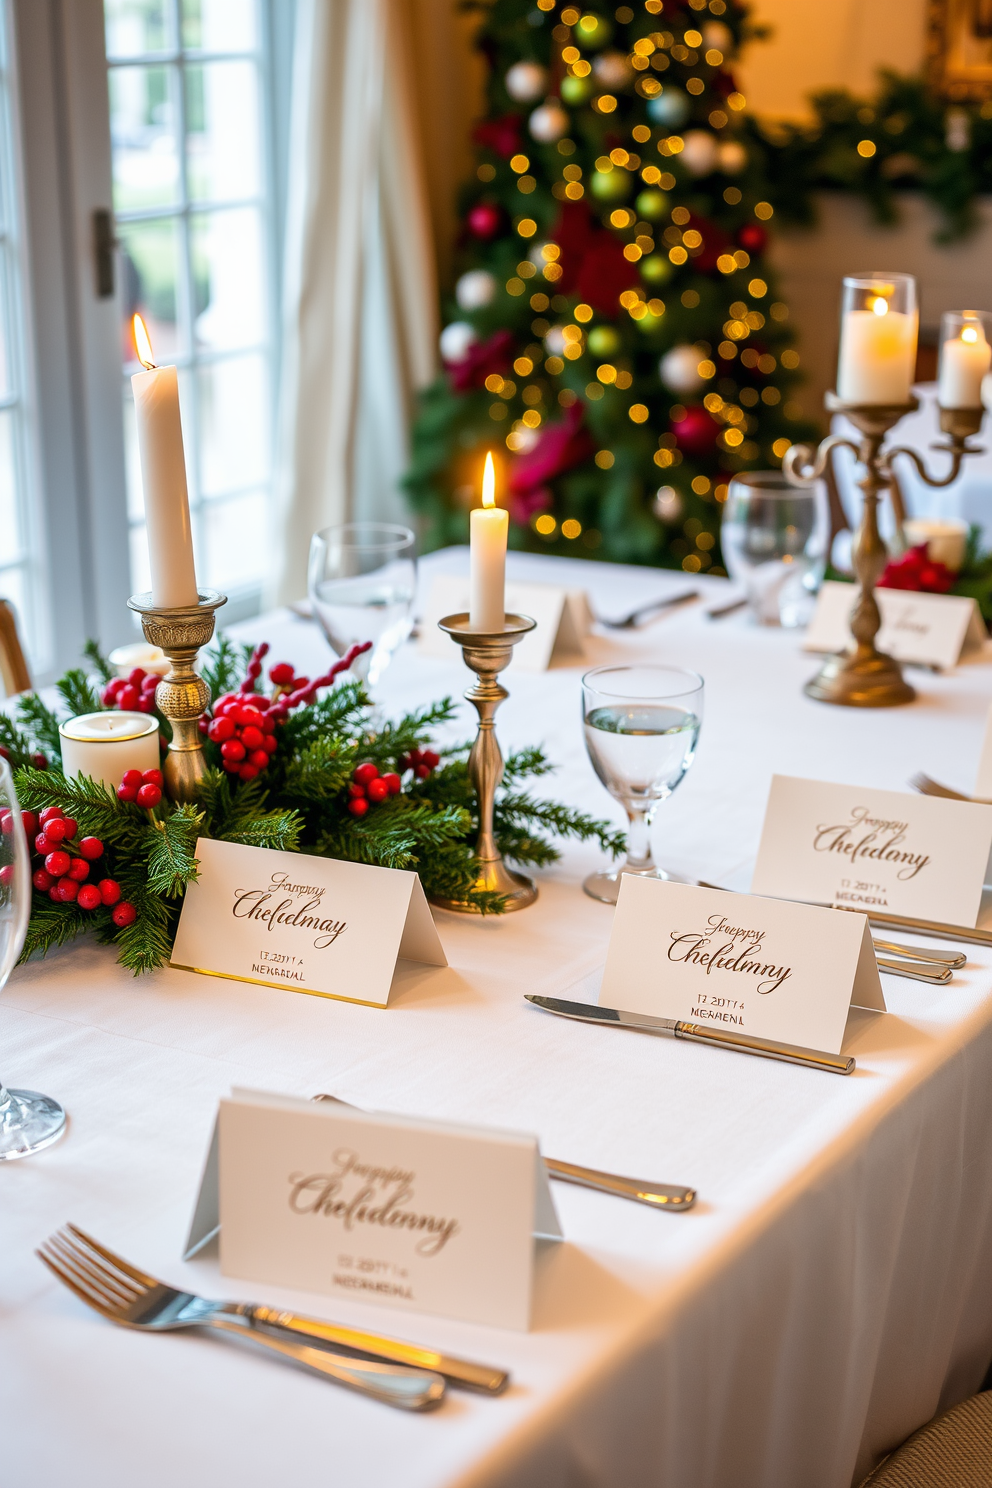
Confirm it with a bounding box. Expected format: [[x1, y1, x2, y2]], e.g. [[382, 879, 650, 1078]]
[[14, 805, 136, 924], [102, 666, 161, 714], [116, 768, 164, 809], [347, 761, 402, 817], [399, 747, 440, 780], [207, 694, 279, 781]]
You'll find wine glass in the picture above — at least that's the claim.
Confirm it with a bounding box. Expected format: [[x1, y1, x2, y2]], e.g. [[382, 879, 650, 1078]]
[[0, 757, 66, 1159], [308, 523, 416, 687], [581, 665, 703, 905], [721, 471, 828, 627]]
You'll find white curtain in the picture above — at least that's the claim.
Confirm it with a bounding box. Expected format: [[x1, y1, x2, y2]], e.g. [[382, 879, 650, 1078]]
[[270, 0, 440, 605]]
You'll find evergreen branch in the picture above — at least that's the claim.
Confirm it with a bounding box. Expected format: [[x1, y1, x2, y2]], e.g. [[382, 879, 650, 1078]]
[[501, 745, 556, 782], [0, 714, 39, 769], [201, 634, 252, 704], [19, 900, 87, 962], [16, 694, 64, 762], [495, 790, 625, 857], [145, 805, 203, 898], [279, 737, 357, 801], [82, 640, 114, 684], [55, 668, 103, 720], [219, 806, 303, 850]]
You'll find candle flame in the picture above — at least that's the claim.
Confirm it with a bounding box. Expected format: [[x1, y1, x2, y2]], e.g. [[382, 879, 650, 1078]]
[[871, 296, 888, 317], [962, 325, 979, 344], [482, 451, 496, 508], [133, 313, 157, 370]]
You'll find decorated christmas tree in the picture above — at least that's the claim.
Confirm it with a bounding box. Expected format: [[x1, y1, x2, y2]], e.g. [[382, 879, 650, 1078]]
[[405, 0, 816, 573]]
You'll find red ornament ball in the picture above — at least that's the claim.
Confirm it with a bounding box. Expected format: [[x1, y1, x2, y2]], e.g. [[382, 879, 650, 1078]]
[[112, 901, 137, 928], [467, 201, 501, 239], [78, 836, 104, 861], [671, 404, 719, 455], [737, 222, 767, 255]]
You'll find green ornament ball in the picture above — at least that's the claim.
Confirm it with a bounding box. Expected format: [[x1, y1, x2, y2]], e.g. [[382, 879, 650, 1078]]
[[635, 189, 669, 221], [560, 74, 594, 106], [587, 324, 622, 357], [589, 168, 631, 204], [640, 254, 673, 285], [636, 309, 665, 334], [575, 12, 613, 50]]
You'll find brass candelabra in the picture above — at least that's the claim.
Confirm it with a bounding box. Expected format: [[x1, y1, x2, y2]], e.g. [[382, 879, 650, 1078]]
[[431, 612, 538, 913], [784, 393, 983, 708], [127, 589, 227, 802]]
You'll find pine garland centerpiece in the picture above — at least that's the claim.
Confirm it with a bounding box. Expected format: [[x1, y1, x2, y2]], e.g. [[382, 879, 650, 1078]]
[[0, 638, 622, 975]]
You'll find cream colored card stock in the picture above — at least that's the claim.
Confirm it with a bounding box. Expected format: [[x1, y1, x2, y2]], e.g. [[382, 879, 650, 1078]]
[[418, 574, 591, 671], [752, 775, 992, 927], [599, 877, 882, 1056], [184, 1089, 561, 1330], [170, 839, 446, 1007], [804, 580, 985, 670]]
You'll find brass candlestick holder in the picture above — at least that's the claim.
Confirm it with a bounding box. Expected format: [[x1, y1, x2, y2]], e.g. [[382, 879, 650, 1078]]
[[784, 392, 983, 708], [432, 611, 538, 913], [127, 589, 227, 802]]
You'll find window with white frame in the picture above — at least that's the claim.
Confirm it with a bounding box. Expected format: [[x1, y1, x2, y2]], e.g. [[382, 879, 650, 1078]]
[[0, 1, 47, 678], [104, 0, 277, 614]]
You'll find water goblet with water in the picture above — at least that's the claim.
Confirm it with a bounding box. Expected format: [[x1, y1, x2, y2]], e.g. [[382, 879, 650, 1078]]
[[0, 757, 66, 1159], [581, 665, 703, 905], [308, 523, 416, 687], [721, 470, 828, 627]]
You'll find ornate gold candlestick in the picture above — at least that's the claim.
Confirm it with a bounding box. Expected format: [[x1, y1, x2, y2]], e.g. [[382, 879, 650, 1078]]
[[432, 612, 537, 913], [127, 589, 227, 802], [784, 392, 983, 708]]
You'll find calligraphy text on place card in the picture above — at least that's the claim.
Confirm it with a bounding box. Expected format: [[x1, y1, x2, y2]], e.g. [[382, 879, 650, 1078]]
[[812, 807, 930, 888]]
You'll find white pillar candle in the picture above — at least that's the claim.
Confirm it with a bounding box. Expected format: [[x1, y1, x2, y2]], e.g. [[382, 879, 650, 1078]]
[[469, 452, 508, 631], [131, 315, 199, 609], [903, 517, 969, 572], [938, 324, 991, 408], [108, 642, 170, 678], [837, 299, 917, 405], [59, 712, 160, 793]]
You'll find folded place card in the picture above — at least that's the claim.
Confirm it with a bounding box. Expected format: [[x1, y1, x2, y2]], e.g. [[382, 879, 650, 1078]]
[[599, 876, 883, 1055], [751, 774, 992, 927], [171, 839, 446, 1007], [974, 701, 992, 799], [804, 580, 986, 670], [184, 1088, 561, 1330], [418, 573, 591, 671]]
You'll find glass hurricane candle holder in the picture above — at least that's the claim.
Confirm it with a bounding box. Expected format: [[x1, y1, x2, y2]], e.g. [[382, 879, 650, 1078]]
[[937, 311, 992, 412], [836, 272, 918, 407]]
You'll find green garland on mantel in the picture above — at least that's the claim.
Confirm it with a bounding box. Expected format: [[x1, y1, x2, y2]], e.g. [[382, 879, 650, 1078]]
[[1, 637, 623, 976], [756, 72, 992, 243]]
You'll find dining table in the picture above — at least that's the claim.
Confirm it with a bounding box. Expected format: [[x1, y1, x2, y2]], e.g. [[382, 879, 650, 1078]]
[[4, 546, 992, 1488]]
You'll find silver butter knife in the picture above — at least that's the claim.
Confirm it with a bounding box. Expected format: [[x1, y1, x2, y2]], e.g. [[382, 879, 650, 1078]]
[[526, 995, 855, 1075]]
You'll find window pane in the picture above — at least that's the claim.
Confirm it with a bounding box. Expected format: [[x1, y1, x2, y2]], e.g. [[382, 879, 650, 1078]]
[[0, 259, 11, 399], [191, 207, 266, 351], [199, 491, 267, 593], [0, 409, 19, 565], [197, 354, 269, 497], [119, 216, 183, 361], [105, 0, 172, 59], [186, 60, 261, 203], [182, 0, 258, 53], [109, 64, 180, 212]]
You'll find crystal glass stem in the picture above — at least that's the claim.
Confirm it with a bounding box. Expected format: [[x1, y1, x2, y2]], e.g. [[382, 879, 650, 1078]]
[[623, 807, 655, 872]]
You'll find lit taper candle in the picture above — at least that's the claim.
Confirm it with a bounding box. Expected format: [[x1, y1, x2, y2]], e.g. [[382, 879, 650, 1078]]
[[938, 311, 992, 409], [469, 451, 508, 631], [131, 314, 199, 609], [836, 273, 918, 405]]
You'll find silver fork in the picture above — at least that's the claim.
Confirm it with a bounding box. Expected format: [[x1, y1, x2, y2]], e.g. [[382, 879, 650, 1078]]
[[910, 771, 992, 805], [37, 1225, 446, 1411]]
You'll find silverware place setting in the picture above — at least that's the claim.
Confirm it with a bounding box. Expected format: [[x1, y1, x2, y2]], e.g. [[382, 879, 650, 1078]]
[[910, 771, 992, 805]]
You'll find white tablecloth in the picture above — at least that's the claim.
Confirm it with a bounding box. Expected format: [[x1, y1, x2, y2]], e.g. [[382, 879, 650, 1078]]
[[4, 549, 992, 1488]]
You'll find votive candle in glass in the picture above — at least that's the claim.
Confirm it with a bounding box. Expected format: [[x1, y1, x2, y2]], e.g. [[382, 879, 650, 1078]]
[[836, 272, 918, 405], [937, 310, 992, 409]]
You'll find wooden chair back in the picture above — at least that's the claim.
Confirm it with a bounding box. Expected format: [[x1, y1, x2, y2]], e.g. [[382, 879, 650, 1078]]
[[0, 598, 31, 696]]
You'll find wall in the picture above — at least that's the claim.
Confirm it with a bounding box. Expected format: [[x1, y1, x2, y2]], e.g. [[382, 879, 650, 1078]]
[[737, 0, 928, 118]]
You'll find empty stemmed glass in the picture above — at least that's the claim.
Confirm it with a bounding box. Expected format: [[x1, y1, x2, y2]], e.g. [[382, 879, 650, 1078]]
[[581, 665, 703, 904], [308, 523, 416, 687], [0, 757, 66, 1159]]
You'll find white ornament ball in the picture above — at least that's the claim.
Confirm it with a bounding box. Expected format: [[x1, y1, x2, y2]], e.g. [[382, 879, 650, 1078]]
[[703, 20, 732, 52], [505, 61, 548, 103], [653, 485, 683, 523], [680, 129, 719, 177], [592, 51, 633, 91], [718, 140, 747, 174], [544, 325, 567, 357], [659, 344, 707, 395], [529, 101, 570, 143], [455, 269, 497, 311], [439, 321, 477, 364]]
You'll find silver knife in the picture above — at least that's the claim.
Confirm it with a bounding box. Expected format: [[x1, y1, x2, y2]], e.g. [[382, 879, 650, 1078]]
[[525, 995, 855, 1075]]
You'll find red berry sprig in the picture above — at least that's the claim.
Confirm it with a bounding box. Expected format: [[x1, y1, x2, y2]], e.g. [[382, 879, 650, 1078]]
[[398, 747, 440, 780], [347, 761, 402, 817], [208, 696, 278, 781], [117, 768, 164, 808], [102, 667, 161, 715], [23, 804, 133, 920]]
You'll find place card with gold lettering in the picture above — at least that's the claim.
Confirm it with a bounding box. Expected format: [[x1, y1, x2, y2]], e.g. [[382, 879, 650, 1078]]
[[599, 877, 884, 1055], [184, 1088, 562, 1330], [170, 838, 446, 1006], [418, 573, 590, 670], [751, 774, 992, 926], [804, 580, 986, 670]]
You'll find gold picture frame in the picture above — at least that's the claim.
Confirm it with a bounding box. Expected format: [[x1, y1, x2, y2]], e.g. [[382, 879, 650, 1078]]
[[928, 0, 992, 99]]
